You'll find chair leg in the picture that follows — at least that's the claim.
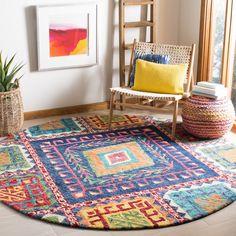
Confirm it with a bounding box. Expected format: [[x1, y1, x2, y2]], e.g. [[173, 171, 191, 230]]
[[121, 94, 126, 111], [120, 94, 124, 111], [172, 100, 179, 138], [108, 92, 115, 130]]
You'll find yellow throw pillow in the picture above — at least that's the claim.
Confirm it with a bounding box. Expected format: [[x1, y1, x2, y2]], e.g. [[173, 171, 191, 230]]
[[132, 59, 188, 94]]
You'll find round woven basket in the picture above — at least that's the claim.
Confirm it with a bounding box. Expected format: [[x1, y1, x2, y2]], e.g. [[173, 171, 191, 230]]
[[182, 95, 235, 139], [0, 87, 24, 136]]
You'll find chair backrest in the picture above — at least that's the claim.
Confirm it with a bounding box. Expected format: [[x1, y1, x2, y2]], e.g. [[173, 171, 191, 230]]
[[128, 41, 196, 93]]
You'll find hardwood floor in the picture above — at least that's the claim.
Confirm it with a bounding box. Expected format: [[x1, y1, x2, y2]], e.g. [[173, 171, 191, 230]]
[[0, 109, 236, 236]]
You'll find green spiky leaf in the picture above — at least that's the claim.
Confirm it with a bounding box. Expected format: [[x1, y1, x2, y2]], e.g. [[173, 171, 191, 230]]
[[2, 63, 23, 87], [0, 51, 2, 66], [1, 67, 5, 83], [3, 73, 16, 87], [0, 83, 5, 92], [6, 82, 15, 91], [0, 51, 24, 91], [4, 54, 16, 76]]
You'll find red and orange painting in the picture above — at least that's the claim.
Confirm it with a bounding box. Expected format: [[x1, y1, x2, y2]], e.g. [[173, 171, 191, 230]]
[[49, 24, 88, 57]]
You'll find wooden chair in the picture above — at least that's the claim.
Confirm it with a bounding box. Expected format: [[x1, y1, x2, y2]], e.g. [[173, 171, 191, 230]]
[[108, 40, 196, 138]]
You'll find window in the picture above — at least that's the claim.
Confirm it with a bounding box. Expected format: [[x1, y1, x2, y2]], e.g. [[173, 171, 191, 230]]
[[198, 0, 236, 130], [212, 0, 227, 83], [198, 0, 236, 84]]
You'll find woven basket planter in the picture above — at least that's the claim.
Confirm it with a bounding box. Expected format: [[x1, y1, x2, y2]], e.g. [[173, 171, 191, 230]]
[[0, 87, 24, 136], [182, 95, 235, 139]]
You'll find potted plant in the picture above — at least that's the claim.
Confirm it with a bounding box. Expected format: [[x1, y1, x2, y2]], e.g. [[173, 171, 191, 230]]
[[0, 52, 24, 136]]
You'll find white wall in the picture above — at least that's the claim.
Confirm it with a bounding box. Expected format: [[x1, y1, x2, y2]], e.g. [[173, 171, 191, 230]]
[[0, 0, 201, 112], [157, 0, 181, 44], [0, 0, 114, 112]]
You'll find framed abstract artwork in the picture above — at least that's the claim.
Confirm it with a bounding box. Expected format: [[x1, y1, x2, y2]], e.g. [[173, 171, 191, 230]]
[[36, 3, 97, 70]]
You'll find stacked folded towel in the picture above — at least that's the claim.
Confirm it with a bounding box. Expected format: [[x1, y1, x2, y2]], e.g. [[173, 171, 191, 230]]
[[192, 82, 227, 99]]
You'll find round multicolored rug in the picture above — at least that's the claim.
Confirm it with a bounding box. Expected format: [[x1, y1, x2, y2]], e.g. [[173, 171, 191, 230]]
[[0, 115, 236, 230]]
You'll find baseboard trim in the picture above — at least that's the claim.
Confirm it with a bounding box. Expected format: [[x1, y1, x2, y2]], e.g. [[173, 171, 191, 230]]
[[232, 122, 236, 133], [24, 101, 109, 120]]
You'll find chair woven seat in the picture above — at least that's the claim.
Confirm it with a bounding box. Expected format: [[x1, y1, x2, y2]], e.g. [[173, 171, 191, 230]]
[[110, 87, 183, 101], [108, 41, 196, 138]]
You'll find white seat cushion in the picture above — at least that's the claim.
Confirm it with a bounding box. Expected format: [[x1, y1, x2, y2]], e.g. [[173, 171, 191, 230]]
[[110, 87, 183, 101]]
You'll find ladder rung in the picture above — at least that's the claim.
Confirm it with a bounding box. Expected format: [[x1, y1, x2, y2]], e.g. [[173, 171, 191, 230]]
[[124, 21, 153, 28], [124, 0, 154, 6], [123, 65, 130, 73], [124, 43, 133, 50]]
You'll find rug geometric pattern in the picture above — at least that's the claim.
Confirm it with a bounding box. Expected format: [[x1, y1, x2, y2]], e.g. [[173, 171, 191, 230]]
[[0, 115, 236, 229]]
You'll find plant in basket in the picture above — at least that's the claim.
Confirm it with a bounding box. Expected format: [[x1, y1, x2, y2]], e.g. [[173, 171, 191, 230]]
[[0, 52, 24, 136]]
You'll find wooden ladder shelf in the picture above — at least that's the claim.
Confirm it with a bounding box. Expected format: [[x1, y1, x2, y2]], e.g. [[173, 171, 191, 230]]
[[119, 0, 157, 87]]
